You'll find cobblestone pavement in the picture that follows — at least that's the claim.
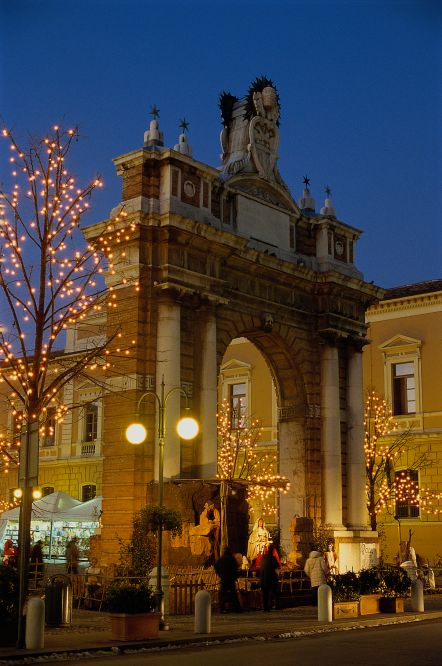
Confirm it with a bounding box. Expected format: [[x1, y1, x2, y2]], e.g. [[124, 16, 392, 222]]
[[1, 595, 442, 663]]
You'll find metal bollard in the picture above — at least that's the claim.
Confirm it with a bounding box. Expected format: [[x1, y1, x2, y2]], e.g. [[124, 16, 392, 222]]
[[411, 578, 424, 612], [194, 589, 211, 633], [26, 596, 45, 649], [318, 584, 333, 622]]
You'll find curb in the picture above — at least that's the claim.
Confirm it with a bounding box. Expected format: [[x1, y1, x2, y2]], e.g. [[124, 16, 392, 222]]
[[1, 611, 442, 665]]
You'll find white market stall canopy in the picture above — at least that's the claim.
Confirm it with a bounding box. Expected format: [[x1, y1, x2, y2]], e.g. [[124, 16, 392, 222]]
[[0, 491, 102, 522]]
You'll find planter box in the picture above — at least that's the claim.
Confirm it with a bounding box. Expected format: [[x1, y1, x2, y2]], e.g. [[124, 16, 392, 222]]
[[379, 597, 405, 613], [333, 601, 359, 620], [359, 594, 381, 615], [110, 612, 161, 641]]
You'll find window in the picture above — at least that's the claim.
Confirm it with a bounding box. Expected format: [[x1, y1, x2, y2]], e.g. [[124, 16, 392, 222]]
[[42, 407, 56, 447], [379, 335, 421, 423], [392, 362, 416, 415], [230, 383, 247, 429], [84, 403, 98, 442], [82, 484, 96, 502], [395, 469, 419, 518], [41, 486, 54, 497]]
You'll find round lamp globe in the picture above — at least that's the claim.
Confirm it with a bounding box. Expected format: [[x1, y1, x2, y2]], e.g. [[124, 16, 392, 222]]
[[125, 423, 147, 445], [177, 417, 199, 440]]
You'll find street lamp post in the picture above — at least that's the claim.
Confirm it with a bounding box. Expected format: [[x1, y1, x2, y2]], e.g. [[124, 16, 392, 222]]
[[125, 376, 198, 629]]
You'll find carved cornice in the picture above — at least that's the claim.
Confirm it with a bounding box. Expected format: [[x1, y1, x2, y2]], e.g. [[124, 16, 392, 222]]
[[367, 291, 442, 322]]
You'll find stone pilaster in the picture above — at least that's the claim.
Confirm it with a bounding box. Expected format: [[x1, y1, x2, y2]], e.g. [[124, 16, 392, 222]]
[[156, 298, 181, 479], [198, 309, 218, 477], [346, 346, 369, 529], [321, 342, 344, 528]]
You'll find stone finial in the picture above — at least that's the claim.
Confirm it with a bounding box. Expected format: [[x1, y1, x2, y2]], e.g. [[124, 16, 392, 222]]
[[298, 175, 316, 214], [320, 185, 336, 217], [144, 105, 164, 147], [174, 118, 192, 156]]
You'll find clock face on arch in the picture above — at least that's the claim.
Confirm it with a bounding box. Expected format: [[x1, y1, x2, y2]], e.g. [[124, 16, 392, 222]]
[[334, 237, 345, 259], [183, 180, 196, 198]]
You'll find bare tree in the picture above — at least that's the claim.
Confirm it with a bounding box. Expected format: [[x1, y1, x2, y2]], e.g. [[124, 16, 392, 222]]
[[217, 400, 289, 549], [0, 124, 134, 645], [364, 390, 441, 530], [0, 126, 134, 466]]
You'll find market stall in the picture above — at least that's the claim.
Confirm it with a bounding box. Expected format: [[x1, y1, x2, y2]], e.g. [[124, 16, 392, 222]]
[[0, 491, 102, 560]]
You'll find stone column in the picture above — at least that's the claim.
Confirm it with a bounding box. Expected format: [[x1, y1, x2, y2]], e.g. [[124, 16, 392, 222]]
[[321, 342, 344, 528], [346, 346, 369, 529], [198, 309, 218, 477], [279, 418, 305, 558], [156, 298, 181, 479]]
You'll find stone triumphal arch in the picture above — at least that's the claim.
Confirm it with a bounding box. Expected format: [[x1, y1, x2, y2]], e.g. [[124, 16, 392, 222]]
[[86, 78, 382, 570]]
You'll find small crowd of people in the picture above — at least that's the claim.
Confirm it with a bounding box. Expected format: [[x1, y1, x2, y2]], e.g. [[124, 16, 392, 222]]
[[214, 517, 284, 613], [214, 518, 342, 612], [2, 535, 82, 578]]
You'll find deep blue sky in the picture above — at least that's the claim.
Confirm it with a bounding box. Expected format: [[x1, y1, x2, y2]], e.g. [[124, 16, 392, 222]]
[[1, 0, 440, 289]]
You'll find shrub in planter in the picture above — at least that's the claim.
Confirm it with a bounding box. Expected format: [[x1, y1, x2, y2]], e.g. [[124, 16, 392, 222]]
[[358, 567, 382, 615], [358, 567, 382, 595], [105, 579, 156, 614], [330, 571, 360, 602], [105, 579, 160, 641], [380, 567, 411, 598]]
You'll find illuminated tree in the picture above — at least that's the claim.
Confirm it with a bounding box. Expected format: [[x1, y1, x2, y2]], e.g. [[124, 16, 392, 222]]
[[365, 390, 442, 530], [216, 400, 289, 549], [0, 124, 136, 643], [0, 125, 136, 477]]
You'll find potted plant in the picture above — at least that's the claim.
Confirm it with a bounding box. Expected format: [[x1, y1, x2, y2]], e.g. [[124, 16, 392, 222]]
[[0, 564, 19, 646], [379, 567, 411, 613], [329, 571, 360, 619], [358, 567, 382, 615], [105, 579, 160, 641]]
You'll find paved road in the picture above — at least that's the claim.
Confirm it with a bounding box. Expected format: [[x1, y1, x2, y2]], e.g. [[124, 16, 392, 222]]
[[58, 618, 442, 666]]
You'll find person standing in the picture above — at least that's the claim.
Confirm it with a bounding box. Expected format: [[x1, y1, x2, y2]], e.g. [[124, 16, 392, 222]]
[[30, 540, 44, 585], [259, 543, 280, 612], [214, 546, 242, 613], [304, 550, 328, 604], [3, 538, 18, 567], [65, 537, 80, 574]]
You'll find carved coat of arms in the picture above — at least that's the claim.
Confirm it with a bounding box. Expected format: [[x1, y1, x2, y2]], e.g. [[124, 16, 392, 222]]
[[219, 77, 283, 185]]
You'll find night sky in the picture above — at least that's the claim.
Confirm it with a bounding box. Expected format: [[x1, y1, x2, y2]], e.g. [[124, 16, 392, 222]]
[[1, 0, 440, 289]]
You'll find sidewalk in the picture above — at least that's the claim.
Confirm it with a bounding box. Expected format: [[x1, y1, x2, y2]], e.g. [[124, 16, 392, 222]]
[[1, 595, 442, 664]]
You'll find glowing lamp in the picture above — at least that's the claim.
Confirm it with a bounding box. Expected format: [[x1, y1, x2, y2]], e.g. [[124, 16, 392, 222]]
[[177, 416, 199, 440], [125, 423, 147, 445]]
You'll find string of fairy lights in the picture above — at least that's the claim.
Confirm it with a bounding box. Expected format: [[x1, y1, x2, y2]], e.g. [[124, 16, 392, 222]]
[[364, 390, 442, 518], [216, 400, 289, 516], [0, 125, 140, 509]]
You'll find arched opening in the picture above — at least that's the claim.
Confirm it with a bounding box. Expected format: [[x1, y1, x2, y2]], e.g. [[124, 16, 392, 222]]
[[218, 336, 289, 565]]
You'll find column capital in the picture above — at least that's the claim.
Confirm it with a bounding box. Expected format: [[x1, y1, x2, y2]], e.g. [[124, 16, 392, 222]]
[[348, 335, 370, 353], [318, 327, 347, 347]]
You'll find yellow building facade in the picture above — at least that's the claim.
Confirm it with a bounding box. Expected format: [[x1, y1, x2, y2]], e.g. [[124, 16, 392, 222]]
[[363, 281, 442, 565]]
